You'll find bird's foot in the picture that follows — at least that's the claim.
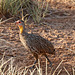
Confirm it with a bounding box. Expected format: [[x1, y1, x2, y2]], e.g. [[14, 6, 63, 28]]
[[29, 65, 35, 69], [29, 59, 38, 69], [49, 63, 52, 67]]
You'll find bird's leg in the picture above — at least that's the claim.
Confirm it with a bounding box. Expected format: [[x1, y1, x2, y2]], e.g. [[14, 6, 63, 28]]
[[44, 54, 52, 67], [34, 59, 38, 64], [29, 53, 38, 69], [29, 59, 38, 69]]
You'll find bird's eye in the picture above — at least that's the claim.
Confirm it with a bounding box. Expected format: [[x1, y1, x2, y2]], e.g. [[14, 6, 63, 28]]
[[19, 21, 21, 23]]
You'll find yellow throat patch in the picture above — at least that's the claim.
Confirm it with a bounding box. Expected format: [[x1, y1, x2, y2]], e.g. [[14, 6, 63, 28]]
[[18, 25, 23, 33]]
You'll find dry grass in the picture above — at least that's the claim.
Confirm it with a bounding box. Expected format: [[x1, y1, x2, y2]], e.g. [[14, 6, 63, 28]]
[[0, 56, 74, 75], [46, 0, 75, 3]]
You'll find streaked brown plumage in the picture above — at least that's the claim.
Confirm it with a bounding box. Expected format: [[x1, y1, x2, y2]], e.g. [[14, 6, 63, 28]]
[[16, 20, 55, 68]]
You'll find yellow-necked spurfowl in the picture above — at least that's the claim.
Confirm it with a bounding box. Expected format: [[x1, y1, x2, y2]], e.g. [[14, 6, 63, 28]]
[[15, 20, 55, 68]]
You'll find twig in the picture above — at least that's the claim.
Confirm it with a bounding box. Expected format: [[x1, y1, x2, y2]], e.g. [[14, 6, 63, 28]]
[[0, 39, 13, 46], [49, 67, 53, 75], [0, 52, 13, 57], [0, 11, 6, 19], [57, 69, 62, 75], [63, 67, 70, 75], [0, 17, 14, 24], [72, 67, 75, 75], [0, 57, 13, 68], [46, 58, 47, 75], [52, 60, 64, 75], [65, 47, 75, 53]]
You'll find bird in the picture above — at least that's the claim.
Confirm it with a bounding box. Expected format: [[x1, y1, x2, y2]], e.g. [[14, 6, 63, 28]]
[[15, 20, 55, 68]]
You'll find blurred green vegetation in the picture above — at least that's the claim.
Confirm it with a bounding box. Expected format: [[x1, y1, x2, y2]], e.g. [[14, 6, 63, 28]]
[[0, 0, 48, 23]]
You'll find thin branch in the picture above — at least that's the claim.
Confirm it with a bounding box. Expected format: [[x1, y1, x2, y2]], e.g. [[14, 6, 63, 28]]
[[0, 17, 14, 24], [57, 69, 62, 75], [52, 60, 64, 75], [72, 67, 75, 75], [65, 47, 75, 53], [63, 67, 70, 75]]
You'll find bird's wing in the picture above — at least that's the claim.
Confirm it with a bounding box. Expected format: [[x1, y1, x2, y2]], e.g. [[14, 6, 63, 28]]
[[27, 34, 54, 54]]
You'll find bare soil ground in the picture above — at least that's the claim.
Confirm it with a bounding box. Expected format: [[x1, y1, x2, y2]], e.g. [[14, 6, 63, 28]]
[[0, 4, 75, 75]]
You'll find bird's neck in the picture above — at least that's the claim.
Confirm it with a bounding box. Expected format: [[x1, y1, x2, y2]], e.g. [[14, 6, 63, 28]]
[[19, 30, 29, 40], [19, 26, 25, 34], [19, 27, 28, 36], [20, 27, 23, 34]]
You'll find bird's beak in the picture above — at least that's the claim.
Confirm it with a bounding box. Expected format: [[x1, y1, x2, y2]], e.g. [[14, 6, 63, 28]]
[[14, 21, 18, 24]]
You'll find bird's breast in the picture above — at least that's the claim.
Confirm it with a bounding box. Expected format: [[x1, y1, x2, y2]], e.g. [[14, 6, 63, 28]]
[[19, 34, 29, 49]]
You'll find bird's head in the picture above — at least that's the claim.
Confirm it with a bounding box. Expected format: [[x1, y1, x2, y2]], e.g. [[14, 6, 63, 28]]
[[15, 20, 25, 34]]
